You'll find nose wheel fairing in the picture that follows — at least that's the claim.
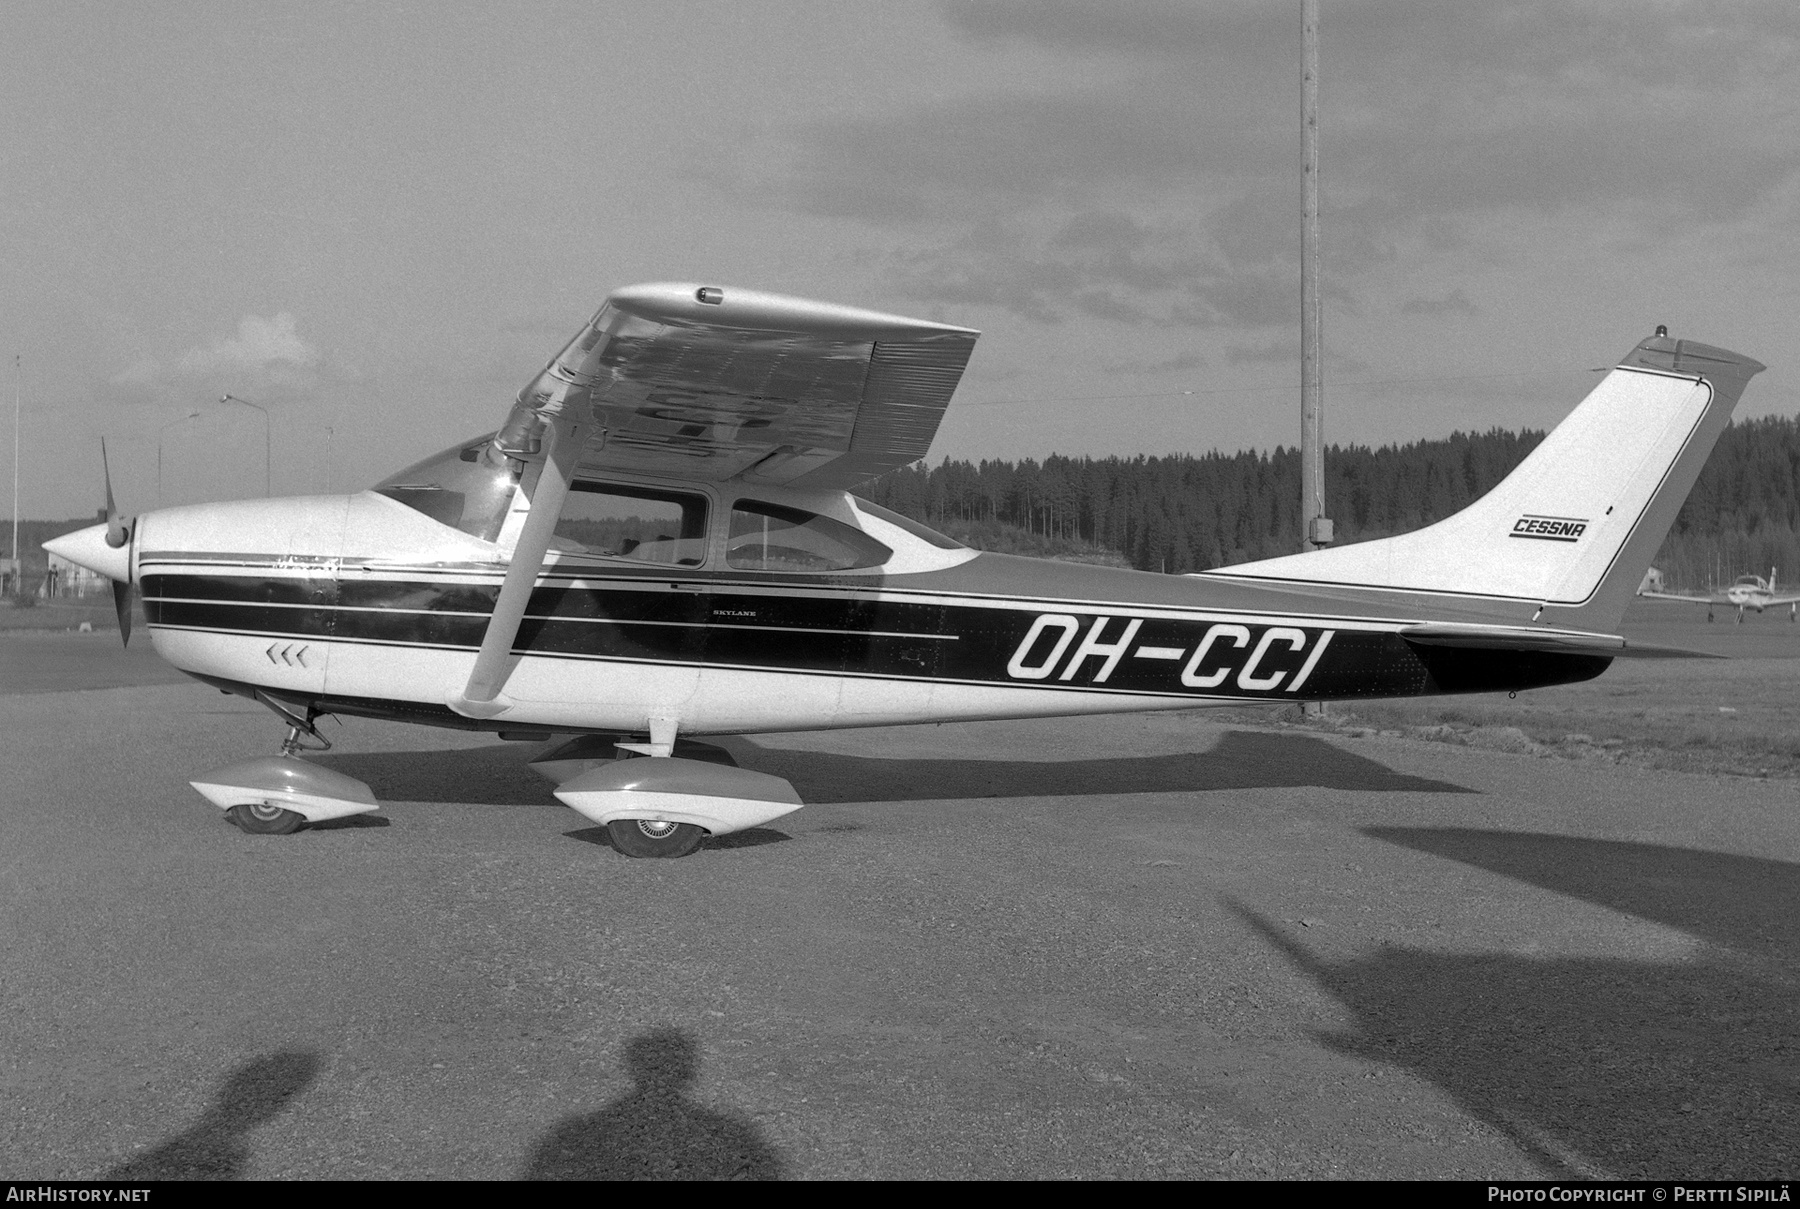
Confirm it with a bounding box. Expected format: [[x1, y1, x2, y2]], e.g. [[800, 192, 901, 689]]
[[190, 755, 379, 827]]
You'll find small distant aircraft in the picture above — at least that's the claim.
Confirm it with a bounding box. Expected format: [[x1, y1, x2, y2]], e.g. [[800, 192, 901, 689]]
[[47, 285, 1763, 856], [1638, 565, 1800, 623]]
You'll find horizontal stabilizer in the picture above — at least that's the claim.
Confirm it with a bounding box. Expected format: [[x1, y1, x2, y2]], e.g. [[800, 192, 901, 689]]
[[1399, 622, 1718, 659]]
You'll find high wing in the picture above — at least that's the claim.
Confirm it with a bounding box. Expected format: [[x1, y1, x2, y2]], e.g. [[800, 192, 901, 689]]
[[450, 283, 978, 719], [490, 282, 979, 490]]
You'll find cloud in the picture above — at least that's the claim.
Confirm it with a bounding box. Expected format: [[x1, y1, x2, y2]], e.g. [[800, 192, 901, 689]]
[[175, 312, 318, 379], [1110, 350, 1208, 375], [789, 91, 1268, 221], [112, 312, 328, 394], [109, 357, 163, 387], [1225, 339, 1295, 366], [1222, 339, 1373, 384], [756, 1, 1800, 335], [891, 209, 1299, 328], [1399, 289, 1480, 317], [934, 0, 1800, 226]]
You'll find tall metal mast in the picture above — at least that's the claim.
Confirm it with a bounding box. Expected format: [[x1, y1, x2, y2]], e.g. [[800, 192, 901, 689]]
[[1301, 0, 1332, 550], [11, 354, 19, 574]]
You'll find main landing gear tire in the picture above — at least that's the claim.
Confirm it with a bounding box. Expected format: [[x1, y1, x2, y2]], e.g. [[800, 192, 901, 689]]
[[228, 801, 307, 835], [606, 818, 706, 859]]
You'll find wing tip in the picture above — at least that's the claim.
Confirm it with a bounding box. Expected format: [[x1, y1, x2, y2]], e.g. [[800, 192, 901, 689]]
[[604, 282, 980, 340]]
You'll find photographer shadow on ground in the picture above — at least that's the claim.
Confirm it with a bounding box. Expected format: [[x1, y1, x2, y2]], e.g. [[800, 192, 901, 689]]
[[103, 1050, 321, 1180], [521, 1027, 785, 1180]]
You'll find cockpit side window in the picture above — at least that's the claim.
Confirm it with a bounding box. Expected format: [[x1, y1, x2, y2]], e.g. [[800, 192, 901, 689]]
[[374, 435, 522, 543], [556, 482, 709, 566], [727, 500, 891, 572]]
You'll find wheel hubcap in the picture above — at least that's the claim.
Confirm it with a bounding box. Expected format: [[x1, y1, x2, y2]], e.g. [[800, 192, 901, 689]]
[[247, 802, 286, 822], [635, 819, 679, 839]]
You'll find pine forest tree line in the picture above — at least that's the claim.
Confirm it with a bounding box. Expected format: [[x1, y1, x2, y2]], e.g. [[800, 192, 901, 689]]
[[860, 416, 1800, 588]]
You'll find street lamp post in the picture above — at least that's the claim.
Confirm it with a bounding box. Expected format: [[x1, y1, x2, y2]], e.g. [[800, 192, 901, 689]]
[[219, 394, 271, 497], [157, 411, 202, 508]]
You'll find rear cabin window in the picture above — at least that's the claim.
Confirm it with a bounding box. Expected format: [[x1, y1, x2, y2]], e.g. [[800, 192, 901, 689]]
[[727, 500, 892, 572], [556, 483, 708, 566], [850, 498, 967, 550]]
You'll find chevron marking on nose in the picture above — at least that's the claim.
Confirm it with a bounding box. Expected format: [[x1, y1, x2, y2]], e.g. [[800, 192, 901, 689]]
[[265, 642, 310, 668]]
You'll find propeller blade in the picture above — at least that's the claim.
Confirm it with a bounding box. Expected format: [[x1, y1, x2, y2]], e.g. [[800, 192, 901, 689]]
[[112, 578, 133, 648], [101, 437, 130, 549]]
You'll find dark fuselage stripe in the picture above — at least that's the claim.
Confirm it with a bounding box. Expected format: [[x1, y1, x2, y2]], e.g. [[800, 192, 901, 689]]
[[142, 593, 953, 642], [138, 559, 1433, 627], [138, 571, 1610, 702]]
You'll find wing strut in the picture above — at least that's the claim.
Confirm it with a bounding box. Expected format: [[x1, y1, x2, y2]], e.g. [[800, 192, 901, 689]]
[[449, 416, 587, 719]]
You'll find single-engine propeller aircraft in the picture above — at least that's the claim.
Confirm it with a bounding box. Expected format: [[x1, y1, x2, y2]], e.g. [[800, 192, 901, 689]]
[[48, 285, 1763, 856], [1637, 565, 1800, 623]]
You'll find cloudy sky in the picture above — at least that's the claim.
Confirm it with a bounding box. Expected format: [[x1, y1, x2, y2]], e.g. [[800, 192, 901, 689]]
[[4, 0, 1798, 517]]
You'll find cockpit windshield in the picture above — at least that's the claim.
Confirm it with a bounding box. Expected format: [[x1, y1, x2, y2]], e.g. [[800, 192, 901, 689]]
[[374, 434, 522, 543]]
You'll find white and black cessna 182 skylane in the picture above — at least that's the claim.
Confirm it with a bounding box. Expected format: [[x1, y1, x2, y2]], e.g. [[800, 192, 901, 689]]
[[48, 284, 1763, 856]]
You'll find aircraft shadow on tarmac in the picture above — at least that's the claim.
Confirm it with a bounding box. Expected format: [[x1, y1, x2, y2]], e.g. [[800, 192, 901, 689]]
[[1237, 829, 1800, 1180], [519, 1027, 786, 1180], [1365, 827, 1800, 960], [721, 731, 1473, 802], [315, 729, 1470, 810], [314, 744, 551, 807], [103, 1051, 321, 1180]]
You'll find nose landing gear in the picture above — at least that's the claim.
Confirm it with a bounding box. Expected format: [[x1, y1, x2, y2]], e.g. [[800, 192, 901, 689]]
[[190, 692, 381, 834]]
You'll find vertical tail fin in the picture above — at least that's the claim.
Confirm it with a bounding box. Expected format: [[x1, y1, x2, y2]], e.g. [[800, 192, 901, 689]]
[[1204, 333, 1765, 630]]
